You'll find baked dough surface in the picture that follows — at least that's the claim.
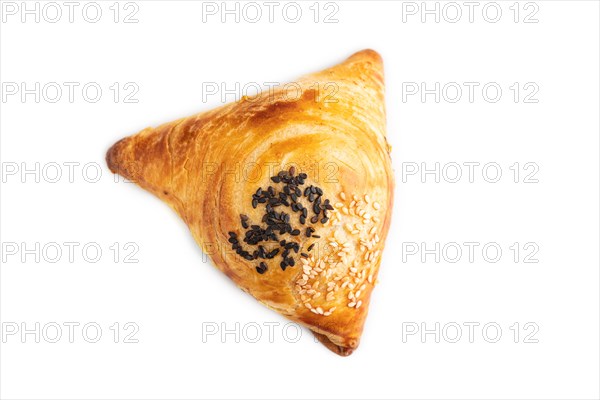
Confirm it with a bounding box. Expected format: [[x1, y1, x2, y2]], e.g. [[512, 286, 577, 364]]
[[106, 49, 394, 355]]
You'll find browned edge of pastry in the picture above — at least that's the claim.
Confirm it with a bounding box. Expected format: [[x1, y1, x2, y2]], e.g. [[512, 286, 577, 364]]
[[312, 331, 354, 357]]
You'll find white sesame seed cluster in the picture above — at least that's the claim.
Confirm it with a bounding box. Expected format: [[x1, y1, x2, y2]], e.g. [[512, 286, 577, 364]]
[[295, 192, 383, 316]]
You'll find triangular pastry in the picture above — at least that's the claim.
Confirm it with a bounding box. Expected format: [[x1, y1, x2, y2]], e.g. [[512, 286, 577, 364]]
[[106, 49, 394, 356]]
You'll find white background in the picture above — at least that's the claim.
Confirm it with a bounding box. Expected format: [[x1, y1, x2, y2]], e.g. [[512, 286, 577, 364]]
[[1, 1, 599, 399]]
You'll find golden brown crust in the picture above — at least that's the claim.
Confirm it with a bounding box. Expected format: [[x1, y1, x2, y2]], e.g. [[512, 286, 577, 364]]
[[106, 49, 393, 355], [312, 331, 354, 357]]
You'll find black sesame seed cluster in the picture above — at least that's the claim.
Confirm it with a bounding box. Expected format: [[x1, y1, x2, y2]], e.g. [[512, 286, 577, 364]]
[[227, 167, 334, 274]]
